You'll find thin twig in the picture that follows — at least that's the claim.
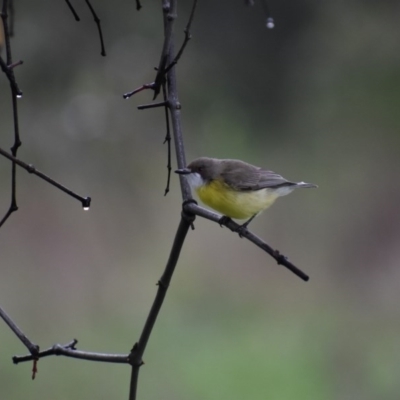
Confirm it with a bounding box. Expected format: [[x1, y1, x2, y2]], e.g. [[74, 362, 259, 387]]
[[162, 82, 172, 196], [0, 0, 22, 228], [137, 100, 168, 110], [0, 56, 22, 95], [0, 147, 91, 209], [0, 306, 40, 356], [135, 0, 142, 11], [123, 0, 197, 102], [65, 0, 80, 21], [123, 83, 155, 99], [164, 0, 197, 74], [13, 339, 129, 364], [84, 0, 106, 56]]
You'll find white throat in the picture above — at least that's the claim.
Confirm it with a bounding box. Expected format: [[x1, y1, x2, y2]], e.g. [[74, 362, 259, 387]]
[[186, 172, 205, 189]]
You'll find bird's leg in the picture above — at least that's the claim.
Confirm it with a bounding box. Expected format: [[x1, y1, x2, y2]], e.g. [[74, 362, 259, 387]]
[[234, 214, 257, 238]]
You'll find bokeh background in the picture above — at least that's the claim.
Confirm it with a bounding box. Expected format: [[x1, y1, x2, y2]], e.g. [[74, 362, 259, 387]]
[[1, 1, 399, 399]]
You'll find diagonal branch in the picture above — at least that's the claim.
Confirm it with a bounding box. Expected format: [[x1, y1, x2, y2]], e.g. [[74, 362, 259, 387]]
[[0, 56, 23, 96], [65, 0, 80, 21], [128, 213, 194, 400], [184, 202, 310, 281], [0, 147, 91, 209], [0, 306, 39, 356]]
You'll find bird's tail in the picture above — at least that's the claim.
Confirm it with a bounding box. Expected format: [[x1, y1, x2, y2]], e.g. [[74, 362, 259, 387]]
[[296, 181, 318, 189]]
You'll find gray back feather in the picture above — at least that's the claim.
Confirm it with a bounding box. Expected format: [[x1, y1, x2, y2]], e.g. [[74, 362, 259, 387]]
[[219, 160, 294, 191]]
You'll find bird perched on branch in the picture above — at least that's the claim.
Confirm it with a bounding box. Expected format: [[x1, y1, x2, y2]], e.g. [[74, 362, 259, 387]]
[[176, 157, 317, 233]]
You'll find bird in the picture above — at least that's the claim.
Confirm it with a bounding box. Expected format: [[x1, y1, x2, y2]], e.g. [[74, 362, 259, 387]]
[[175, 157, 317, 233]]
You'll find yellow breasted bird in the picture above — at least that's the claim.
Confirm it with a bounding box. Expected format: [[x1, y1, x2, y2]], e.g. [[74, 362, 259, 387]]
[[175, 157, 317, 231]]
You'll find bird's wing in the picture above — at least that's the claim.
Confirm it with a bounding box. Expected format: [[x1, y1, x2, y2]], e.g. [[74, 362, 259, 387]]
[[220, 160, 294, 191]]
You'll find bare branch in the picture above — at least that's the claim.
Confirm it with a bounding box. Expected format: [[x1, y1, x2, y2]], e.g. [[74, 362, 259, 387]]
[[162, 82, 172, 196], [1, 0, 22, 227], [13, 339, 129, 364], [7, 0, 13, 36], [64, 0, 80, 21], [123, 83, 155, 99], [128, 214, 194, 400], [137, 100, 168, 110], [84, 0, 106, 56], [123, 0, 197, 102], [0, 56, 22, 96], [0, 147, 91, 209], [164, 0, 197, 74], [126, 2, 199, 398], [0, 306, 40, 356], [184, 202, 309, 281]]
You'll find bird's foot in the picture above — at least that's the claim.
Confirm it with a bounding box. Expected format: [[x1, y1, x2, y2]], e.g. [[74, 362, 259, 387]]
[[233, 223, 248, 238], [218, 216, 232, 227]]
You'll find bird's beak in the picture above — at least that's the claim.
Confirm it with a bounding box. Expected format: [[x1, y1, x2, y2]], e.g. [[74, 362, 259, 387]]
[[175, 168, 192, 175]]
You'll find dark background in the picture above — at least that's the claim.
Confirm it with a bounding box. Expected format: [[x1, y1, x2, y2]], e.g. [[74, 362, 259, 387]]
[[0, 1, 399, 399]]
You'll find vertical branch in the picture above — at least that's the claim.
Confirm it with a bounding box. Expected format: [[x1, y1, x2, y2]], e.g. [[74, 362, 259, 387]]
[[163, 0, 192, 202], [127, 1, 198, 399], [0, 0, 22, 227], [8, 0, 13, 35], [84, 0, 106, 56], [162, 82, 172, 196]]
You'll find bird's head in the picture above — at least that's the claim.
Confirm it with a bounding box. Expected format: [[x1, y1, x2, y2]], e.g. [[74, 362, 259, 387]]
[[175, 157, 220, 188]]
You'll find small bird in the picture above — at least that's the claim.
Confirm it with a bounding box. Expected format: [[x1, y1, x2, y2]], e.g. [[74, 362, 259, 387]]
[[175, 157, 317, 232]]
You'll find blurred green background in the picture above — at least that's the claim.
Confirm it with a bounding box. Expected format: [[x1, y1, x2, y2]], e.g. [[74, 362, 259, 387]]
[[1, 1, 399, 399]]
